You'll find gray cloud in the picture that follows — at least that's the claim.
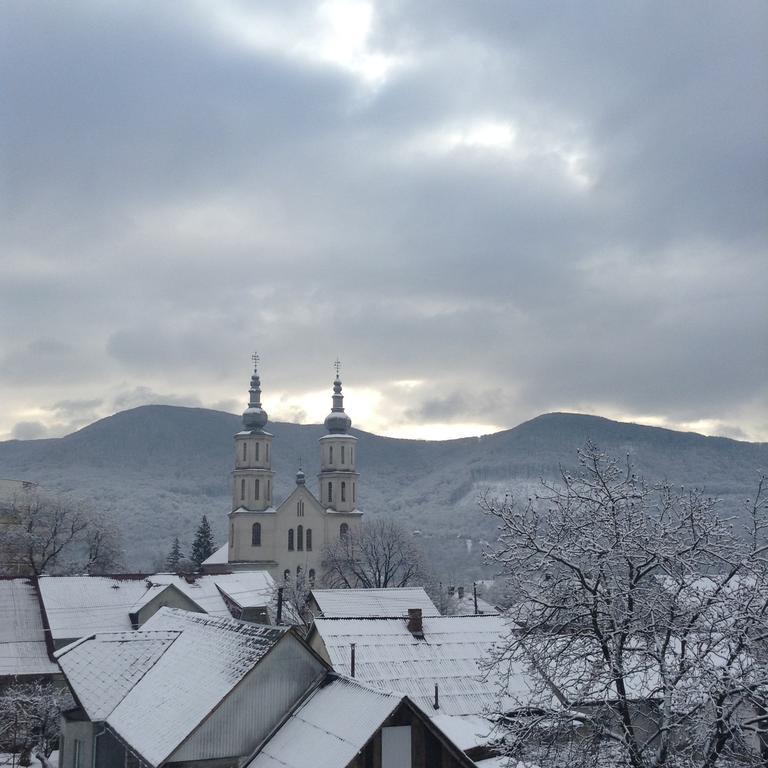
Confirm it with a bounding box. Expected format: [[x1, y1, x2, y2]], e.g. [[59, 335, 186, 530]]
[[1, 1, 766, 441]]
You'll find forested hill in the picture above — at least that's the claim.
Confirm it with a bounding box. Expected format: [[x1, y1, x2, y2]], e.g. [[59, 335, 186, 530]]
[[0, 406, 765, 579]]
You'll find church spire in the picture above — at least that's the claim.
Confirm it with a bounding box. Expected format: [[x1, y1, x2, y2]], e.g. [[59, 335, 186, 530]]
[[324, 359, 352, 434], [242, 352, 268, 433]]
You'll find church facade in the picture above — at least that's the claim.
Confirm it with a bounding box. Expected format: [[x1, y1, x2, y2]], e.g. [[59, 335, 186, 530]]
[[210, 360, 363, 583]]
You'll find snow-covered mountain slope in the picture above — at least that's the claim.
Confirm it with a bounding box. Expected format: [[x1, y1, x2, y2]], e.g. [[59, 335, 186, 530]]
[[1, 406, 765, 579]]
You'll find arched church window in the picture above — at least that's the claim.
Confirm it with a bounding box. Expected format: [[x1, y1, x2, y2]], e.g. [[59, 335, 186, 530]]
[[288, 529, 294, 551], [340, 523, 349, 539], [341, 445, 345, 464], [240, 478, 245, 501], [297, 525, 304, 551], [309, 569, 315, 585], [267, 479, 271, 501], [283, 569, 290, 581], [255, 478, 260, 500], [341, 482, 346, 502], [351, 448, 354, 464], [352, 483, 356, 504], [329, 445, 333, 464], [242, 442, 247, 461], [251, 522, 261, 547], [266, 443, 269, 462], [306, 529, 312, 551], [328, 482, 333, 503], [255, 442, 260, 461], [297, 500, 304, 517]]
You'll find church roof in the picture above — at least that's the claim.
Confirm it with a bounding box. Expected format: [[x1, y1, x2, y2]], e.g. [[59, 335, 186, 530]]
[[309, 587, 439, 618]]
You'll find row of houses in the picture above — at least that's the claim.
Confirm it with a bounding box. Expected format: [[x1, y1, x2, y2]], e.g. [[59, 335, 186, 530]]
[[2, 575, 515, 767]]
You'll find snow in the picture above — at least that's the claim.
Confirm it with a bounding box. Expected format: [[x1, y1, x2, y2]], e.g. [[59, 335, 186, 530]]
[[201, 542, 228, 565], [311, 614, 524, 716], [108, 608, 286, 766], [310, 587, 440, 618], [431, 714, 496, 751], [246, 676, 402, 768], [0, 579, 59, 678], [37, 571, 276, 643], [0, 750, 58, 767]]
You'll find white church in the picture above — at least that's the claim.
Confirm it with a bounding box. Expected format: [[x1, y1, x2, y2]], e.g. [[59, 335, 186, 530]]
[[203, 359, 363, 583]]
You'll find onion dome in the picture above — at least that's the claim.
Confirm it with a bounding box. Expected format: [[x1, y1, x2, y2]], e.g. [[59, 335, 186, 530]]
[[324, 365, 352, 434], [296, 462, 306, 485], [242, 355, 268, 432]]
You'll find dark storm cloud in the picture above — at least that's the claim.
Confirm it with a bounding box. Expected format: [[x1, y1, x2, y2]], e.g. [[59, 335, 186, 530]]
[[1, 0, 766, 440]]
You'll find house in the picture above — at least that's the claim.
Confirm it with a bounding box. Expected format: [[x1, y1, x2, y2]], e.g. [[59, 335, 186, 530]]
[[307, 611, 518, 717], [307, 587, 440, 619], [37, 571, 277, 649], [56, 608, 327, 768], [56, 607, 481, 768], [246, 675, 477, 768]]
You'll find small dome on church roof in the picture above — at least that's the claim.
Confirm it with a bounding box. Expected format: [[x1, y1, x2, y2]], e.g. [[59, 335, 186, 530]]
[[242, 355, 268, 431], [324, 373, 351, 433]]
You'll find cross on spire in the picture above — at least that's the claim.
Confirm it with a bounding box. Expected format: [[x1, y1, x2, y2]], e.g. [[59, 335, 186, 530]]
[[252, 351, 260, 369], [334, 358, 341, 377]]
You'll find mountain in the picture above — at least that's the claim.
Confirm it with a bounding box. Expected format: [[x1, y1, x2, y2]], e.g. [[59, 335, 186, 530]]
[[0, 406, 765, 579]]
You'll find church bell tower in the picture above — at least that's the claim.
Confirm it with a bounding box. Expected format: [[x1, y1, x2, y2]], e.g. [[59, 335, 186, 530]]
[[317, 361, 359, 512]]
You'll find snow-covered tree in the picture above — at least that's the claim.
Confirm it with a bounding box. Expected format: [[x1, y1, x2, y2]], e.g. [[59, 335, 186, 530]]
[[0, 489, 121, 576], [322, 518, 425, 588], [0, 682, 72, 766], [165, 536, 185, 571], [190, 515, 215, 567], [483, 444, 768, 768]]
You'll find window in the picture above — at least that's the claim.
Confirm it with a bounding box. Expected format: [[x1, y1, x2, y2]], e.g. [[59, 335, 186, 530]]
[[341, 445, 345, 464], [328, 482, 333, 503], [267, 479, 271, 501], [240, 478, 245, 501], [351, 448, 354, 464], [242, 442, 247, 461], [251, 522, 261, 546], [297, 525, 304, 551], [309, 568, 316, 585], [255, 478, 260, 500], [288, 529, 294, 550], [340, 523, 349, 539], [73, 739, 82, 768], [297, 500, 304, 517], [255, 442, 260, 461], [306, 528, 312, 551], [329, 445, 333, 464], [353, 482, 356, 504], [266, 443, 269, 462], [341, 481, 346, 502]]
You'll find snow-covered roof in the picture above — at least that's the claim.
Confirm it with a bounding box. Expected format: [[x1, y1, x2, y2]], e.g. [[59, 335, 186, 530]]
[[0, 578, 58, 677], [430, 714, 496, 751], [451, 595, 499, 616], [55, 630, 178, 720], [310, 614, 521, 716], [57, 607, 287, 767], [309, 587, 439, 618], [38, 571, 275, 641], [246, 676, 403, 768], [201, 542, 228, 565]]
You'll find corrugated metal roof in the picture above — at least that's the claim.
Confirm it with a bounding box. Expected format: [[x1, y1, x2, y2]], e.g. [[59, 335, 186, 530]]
[[310, 587, 439, 618], [311, 615, 523, 716], [247, 676, 402, 768], [0, 579, 58, 677], [38, 571, 275, 641], [55, 630, 179, 720]]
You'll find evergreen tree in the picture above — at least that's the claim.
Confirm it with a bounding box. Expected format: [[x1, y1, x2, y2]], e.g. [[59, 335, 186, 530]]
[[190, 515, 215, 567], [165, 537, 184, 571]]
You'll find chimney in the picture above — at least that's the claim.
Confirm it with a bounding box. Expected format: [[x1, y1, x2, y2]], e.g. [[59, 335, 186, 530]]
[[457, 586, 464, 600], [407, 608, 424, 638], [448, 585, 455, 597]]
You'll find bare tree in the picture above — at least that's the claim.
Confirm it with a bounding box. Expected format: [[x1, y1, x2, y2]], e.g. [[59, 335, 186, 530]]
[[0, 682, 72, 766], [0, 489, 122, 576], [483, 444, 768, 768], [322, 517, 425, 589]]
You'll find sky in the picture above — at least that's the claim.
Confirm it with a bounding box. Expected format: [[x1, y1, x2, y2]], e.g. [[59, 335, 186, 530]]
[[1, 1, 766, 443]]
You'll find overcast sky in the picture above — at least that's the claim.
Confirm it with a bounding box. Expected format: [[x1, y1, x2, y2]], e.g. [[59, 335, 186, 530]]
[[1, 1, 766, 442]]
